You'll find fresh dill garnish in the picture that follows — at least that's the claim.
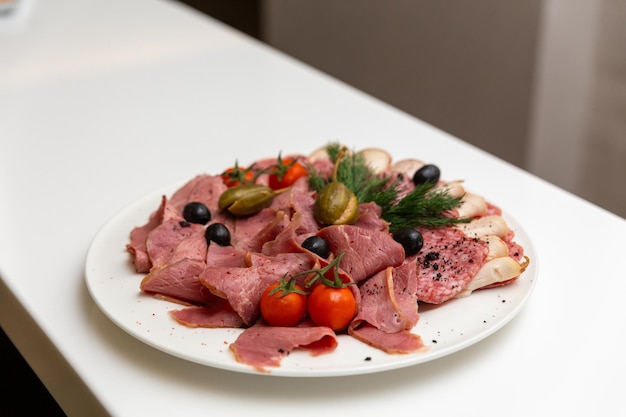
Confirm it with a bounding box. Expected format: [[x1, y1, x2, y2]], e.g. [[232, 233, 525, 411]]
[[308, 143, 468, 231], [307, 168, 327, 193], [382, 184, 469, 232]]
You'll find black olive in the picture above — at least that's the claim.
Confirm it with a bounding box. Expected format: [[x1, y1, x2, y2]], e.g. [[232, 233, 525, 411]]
[[182, 202, 211, 225], [301, 235, 331, 259], [413, 164, 441, 187], [392, 228, 423, 257], [205, 223, 231, 246]]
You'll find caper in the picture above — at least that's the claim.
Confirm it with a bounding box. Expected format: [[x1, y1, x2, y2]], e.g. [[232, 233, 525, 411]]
[[218, 184, 275, 216], [313, 146, 360, 226], [314, 181, 358, 225]]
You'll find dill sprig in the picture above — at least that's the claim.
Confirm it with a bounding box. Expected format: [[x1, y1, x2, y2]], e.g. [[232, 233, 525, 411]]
[[382, 184, 469, 232], [308, 143, 468, 231]]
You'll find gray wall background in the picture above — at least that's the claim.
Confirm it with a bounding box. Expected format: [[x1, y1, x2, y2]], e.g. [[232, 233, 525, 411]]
[[261, 0, 626, 218]]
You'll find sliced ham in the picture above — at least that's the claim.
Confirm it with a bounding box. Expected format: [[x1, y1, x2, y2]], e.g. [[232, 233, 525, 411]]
[[351, 265, 417, 333], [348, 260, 423, 353], [316, 224, 405, 282], [145, 219, 205, 269], [349, 324, 426, 354], [127, 195, 176, 273], [169, 298, 244, 328], [205, 243, 248, 268], [354, 201, 390, 231], [140, 258, 211, 304], [167, 229, 208, 265], [229, 323, 338, 373], [232, 209, 290, 253], [261, 211, 310, 256]]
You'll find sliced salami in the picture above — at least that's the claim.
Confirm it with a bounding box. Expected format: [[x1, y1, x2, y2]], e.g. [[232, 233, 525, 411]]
[[414, 227, 489, 304]]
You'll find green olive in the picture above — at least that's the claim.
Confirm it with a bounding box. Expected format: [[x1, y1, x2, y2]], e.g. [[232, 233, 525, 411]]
[[314, 181, 359, 225], [218, 184, 275, 216]]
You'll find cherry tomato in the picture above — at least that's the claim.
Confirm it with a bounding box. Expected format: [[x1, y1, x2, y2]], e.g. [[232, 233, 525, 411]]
[[268, 158, 308, 190], [260, 281, 307, 327], [221, 166, 254, 188], [307, 284, 356, 331]]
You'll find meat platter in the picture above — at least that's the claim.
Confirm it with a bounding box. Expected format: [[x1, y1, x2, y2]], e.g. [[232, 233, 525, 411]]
[[85, 144, 537, 376]]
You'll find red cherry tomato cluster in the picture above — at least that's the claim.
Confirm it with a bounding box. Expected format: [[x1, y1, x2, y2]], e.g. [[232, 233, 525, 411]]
[[221, 153, 308, 190], [221, 164, 255, 188], [259, 253, 357, 331], [267, 155, 308, 190]]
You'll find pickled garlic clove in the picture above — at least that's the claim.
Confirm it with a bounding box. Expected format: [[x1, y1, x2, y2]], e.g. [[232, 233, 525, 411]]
[[390, 158, 425, 178], [357, 147, 392, 174], [455, 215, 509, 239], [456, 256, 530, 298]]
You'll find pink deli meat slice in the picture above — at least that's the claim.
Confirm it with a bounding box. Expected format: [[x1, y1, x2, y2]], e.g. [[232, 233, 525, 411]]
[[349, 324, 426, 354], [167, 229, 208, 265], [145, 219, 205, 269], [205, 243, 248, 268], [261, 211, 311, 256], [229, 323, 338, 373], [348, 260, 423, 354], [231, 209, 290, 253], [354, 202, 390, 232], [415, 227, 489, 304], [169, 298, 244, 328], [140, 225, 210, 304], [127, 195, 180, 273], [316, 224, 405, 282], [140, 258, 212, 305], [352, 261, 419, 334]]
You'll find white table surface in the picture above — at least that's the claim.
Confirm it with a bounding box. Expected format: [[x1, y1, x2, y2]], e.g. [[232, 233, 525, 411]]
[[2, 1, 625, 416]]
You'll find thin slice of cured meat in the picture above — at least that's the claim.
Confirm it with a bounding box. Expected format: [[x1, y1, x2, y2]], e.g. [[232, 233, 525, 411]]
[[316, 224, 405, 282], [167, 229, 208, 265], [229, 323, 338, 373], [231, 209, 290, 253], [205, 243, 248, 268], [348, 260, 423, 354], [351, 261, 419, 334], [169, 298, 244, 328], [127, 195, 180, 273], [354, 202, 390, 232], [349, 324, 426, 354], [415, 227, 489, 304], [145, 219, 205, 269], [140, 258, 211, 304], [261, 211, 310, 256]]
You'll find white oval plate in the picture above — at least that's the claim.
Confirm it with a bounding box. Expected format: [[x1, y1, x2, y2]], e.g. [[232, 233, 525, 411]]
[[85, 183, 538, 377]]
